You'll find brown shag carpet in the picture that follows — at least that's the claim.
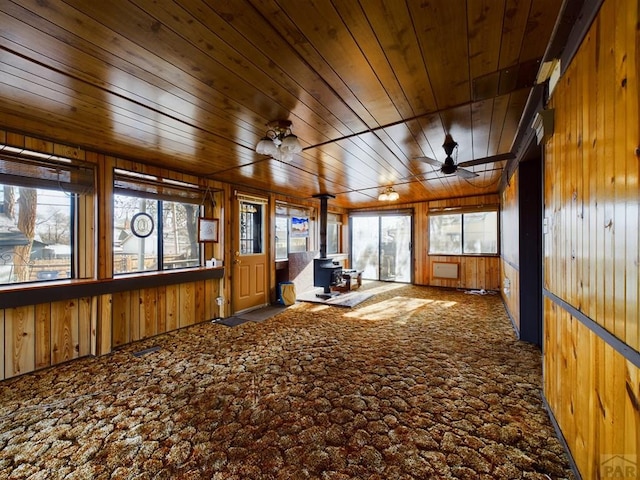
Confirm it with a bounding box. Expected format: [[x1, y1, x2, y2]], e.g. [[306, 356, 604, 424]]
[[0, 283, 575, 479]]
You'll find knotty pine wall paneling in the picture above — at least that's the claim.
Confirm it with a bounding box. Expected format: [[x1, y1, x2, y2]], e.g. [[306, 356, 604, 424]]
[[95, 154, 115, 355], [4, 306, 35, 379], [140, 287, 158, 340], [95, 295, 112, 357], [2, 298, 93, 379], [51, 299, 80, 365], [426, 255, 500, 290], [164, 284, 180, 332], [110, 281, 215, 349], [413, 202, 430, 286], [500, 260, 520, 332], [179, 282, 196, 328], [34, 303, 51, 370], [542, 0, 639, 476], [500, 168, 520, 331]]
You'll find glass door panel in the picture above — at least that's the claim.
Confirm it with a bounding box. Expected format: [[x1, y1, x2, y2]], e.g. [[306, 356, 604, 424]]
[[351, 214, 412, 282], [351, 216, 380, 280], [380, 215, 412, 282], [239, 201, 264, 255]]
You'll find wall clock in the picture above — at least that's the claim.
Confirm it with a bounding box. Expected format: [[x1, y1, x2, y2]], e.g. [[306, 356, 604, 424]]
[[131, 212, 154, 238]]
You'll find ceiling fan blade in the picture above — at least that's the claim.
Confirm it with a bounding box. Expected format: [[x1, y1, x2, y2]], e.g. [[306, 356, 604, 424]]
[[457, 152, 515, 168], [414, 156, 442, 167], [454, 167, 479, 179]]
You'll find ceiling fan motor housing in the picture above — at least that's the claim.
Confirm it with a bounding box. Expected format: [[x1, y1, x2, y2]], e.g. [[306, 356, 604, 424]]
[[441, 156, 457, 174]]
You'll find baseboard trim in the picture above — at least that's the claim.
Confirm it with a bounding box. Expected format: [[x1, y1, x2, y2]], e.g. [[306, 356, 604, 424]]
[[541, 392, 583, 480], [501, 296, 521, 340]]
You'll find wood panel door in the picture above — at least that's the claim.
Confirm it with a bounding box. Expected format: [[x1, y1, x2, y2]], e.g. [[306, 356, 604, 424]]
[[232, 195, 269, 314]]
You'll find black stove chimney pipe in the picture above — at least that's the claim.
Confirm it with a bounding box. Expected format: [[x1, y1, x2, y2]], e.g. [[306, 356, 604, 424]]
[[313, 193, 335, 259]]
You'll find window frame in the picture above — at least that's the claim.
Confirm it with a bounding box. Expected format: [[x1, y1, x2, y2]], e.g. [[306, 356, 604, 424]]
[[326, 212, 341, 255], [428, 208, 499, 256], [113, 169, 205, 275], [274, 203, 314, 260], [0, 149, 93, 285]]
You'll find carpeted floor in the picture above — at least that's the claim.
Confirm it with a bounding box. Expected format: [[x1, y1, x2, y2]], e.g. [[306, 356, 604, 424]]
[[0, 283, 575, 479]]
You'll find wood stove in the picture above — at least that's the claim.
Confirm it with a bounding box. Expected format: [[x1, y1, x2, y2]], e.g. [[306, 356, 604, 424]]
[[313, 258, 342, 297]]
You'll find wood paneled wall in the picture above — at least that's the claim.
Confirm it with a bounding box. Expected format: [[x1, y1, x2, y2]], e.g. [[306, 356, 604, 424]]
[[112, 280, 219, 348], [500, 260, 520, 331], [1, 298, 93, 379], [500, 168, 520, 329], [0, 130, 226, 380], [543, 0, 639, 476], [426, 255, 500, 290]]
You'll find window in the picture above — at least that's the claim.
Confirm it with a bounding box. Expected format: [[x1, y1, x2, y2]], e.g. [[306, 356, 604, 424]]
[[275, 203, 313, 260], [239, 200, 264, 255], [429, 210, 498, 255], [275, 216, 288, 259], [327, 213, 341, 255], [113, 170, 202, 274], [0, 149, 93, 285]]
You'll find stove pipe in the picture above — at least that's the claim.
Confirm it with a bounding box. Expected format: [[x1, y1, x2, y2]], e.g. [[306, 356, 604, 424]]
[[313, 193, 335, 259]]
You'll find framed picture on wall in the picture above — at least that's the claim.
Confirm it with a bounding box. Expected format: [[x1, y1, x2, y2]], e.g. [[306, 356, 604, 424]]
[[198, 217, 219, 243]]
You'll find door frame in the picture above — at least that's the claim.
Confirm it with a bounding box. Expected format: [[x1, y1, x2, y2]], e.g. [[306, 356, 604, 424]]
[[230, 191, 271, 314], [349, 210, 414, 283]]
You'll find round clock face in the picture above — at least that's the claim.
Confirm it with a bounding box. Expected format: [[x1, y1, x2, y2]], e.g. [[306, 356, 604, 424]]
[[131, 212, 154, 238]]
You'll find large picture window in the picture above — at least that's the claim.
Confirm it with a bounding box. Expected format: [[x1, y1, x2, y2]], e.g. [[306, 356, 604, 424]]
[[0, 149, 93, 285], [429, 210, 498, 255], [113, 170, 203, 274]]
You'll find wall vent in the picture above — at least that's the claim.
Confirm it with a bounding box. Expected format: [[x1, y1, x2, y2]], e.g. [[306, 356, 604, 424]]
[[433, 262, 459, 279]]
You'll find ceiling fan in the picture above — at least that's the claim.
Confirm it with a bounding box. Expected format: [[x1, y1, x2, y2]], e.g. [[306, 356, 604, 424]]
[[415, 134, 514, 179]]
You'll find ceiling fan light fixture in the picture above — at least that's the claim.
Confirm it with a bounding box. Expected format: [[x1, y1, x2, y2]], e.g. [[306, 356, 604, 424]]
[[255, 120, 302, 161], [378, 186, 399, 201]]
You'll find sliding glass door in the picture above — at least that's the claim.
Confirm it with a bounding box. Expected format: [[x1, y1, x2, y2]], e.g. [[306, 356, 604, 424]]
[[351, 214, 412, 282]]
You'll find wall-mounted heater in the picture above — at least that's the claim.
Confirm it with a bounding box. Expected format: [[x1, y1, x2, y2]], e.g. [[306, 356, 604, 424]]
[[433, 262, 459, 279]]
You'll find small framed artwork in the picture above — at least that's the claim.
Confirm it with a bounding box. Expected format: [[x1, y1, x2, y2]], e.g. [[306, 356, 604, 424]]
[[198, 217, 219, 243]]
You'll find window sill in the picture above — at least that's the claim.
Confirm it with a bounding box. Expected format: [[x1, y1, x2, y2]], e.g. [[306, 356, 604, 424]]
[[0, 267, 224, 309]]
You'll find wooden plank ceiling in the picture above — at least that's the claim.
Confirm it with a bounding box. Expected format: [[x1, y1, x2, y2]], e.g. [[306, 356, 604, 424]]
[[0, 0, 564, 208]]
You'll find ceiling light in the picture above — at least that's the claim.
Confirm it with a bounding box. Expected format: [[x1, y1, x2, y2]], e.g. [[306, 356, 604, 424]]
[[255, 120, 302, 162], [378, 186, 399, 201]]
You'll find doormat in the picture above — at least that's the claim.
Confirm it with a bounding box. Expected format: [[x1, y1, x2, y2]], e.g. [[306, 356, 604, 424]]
[[236, 305, 287, 323], [215, 316, 251, 327], [215, 305, 288, 327]]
